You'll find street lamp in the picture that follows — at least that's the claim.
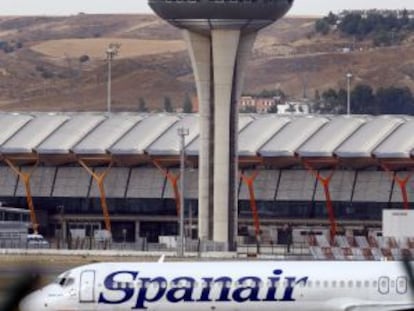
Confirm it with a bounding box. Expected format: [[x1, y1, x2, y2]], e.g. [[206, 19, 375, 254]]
[[177, 127, 189, 257], [106, 43, 120, 116], [346, 72, 353, 115]]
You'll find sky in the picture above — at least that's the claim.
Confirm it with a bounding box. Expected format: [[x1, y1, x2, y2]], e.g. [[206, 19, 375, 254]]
[[0, 0, 412, 16]]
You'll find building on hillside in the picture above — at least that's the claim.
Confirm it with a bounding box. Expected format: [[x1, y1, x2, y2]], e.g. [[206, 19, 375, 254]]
[[278, 101, 311, 114], [239, 96, 311, 114], [239, 96, 280, 113]]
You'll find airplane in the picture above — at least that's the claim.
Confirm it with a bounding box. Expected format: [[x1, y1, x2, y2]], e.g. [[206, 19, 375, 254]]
[[19, 260, 414, 311]]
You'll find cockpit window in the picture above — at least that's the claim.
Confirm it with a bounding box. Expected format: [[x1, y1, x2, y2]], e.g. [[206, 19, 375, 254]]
[[63, 277, 75, 287], [54, 272, 75, 287], [55, 277, 75, 287]]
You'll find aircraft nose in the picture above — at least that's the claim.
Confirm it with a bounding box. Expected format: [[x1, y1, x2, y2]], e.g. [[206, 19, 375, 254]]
[[19, 290, 47, 311]]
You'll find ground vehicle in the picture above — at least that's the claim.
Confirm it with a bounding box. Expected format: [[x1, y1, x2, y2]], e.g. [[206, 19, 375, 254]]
[[27, 234, 49, 248]]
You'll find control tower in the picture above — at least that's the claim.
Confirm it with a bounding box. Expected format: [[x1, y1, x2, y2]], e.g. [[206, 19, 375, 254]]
[[149, 0, 293, 250]]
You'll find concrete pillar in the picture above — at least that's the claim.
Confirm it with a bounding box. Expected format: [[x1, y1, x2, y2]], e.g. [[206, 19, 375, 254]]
[[184, 29, 258, 249], [230, 32, 258, 244], [212, 29, 241, 246], [184, 30, 213, 240]]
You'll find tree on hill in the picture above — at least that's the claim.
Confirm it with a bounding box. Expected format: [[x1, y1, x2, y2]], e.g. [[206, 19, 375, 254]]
[[338, 13, 363, 36], [317, 10, 414, 45], [376, 87, 414, 114], [182, 93, 193, 113], [315, 19, 330, 35], [257, 88, 286, 99], [351, 84, 376, 114], [163, 96, 173, 112], [312, 88, 347, 114], [316, 84, 414, 115], [138, 97, 148, 112], [79, 54, 90, 63], [326, 12, 338, 25]]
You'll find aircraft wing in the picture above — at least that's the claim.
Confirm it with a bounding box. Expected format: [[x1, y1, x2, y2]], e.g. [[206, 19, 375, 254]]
[[346, 304, 414, 311]]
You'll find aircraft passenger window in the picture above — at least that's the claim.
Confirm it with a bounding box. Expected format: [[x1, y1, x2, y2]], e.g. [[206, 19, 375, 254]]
[[323, 281, 328, 288], [331, 281, 336, 288], [307, 281, 312, 287], [315, 281, 320, 287], [340, 281, 345, 288], [373, 281, 378, 288], [348, 281, 353, 288], [364, 281, 369, 288], [356, 281, 361, 288]]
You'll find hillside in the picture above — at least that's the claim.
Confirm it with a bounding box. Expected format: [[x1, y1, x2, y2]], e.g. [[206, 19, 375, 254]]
[[0, 14, 413, 112]]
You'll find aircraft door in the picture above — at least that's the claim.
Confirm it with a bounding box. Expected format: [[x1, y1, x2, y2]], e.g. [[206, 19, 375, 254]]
[[397, 277, 408, 294], [378, 276, 389, 295], [79, 270, 96, 303]]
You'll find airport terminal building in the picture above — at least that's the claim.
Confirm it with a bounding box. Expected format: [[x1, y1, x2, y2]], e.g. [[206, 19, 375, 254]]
[[0, 112, 412, 243]]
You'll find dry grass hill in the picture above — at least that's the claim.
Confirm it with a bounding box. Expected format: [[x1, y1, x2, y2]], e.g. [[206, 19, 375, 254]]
[[0, 14, 413, 112]]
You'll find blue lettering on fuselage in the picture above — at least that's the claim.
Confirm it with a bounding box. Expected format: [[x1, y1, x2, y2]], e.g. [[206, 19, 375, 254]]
[[98, 271, 138, 304], [98, 269, 308, 309]]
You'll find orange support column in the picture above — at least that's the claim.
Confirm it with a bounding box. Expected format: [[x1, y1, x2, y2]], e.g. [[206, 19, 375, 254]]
[[395, 173, 413, 210], [5, 158, 40, 233], [78, 159, 113, 233], [240, 171, 261, 244], [153, 160, 181, 216], [381, 163, 413, 210], [304, 162, 337, 240]]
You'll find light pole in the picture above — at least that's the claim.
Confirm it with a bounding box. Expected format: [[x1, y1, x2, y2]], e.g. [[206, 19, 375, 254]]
[[178, 127, 189, 257], [346, 72, 352, 115], [106, 43, 120, 116]]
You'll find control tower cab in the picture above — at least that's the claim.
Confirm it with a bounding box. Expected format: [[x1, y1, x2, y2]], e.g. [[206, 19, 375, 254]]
[[149, 0, 293, 33], [149, 0, 293, 250]]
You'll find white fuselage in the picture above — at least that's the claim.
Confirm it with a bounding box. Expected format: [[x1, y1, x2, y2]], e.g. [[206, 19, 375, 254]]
[[20, 261, 413, 311]]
